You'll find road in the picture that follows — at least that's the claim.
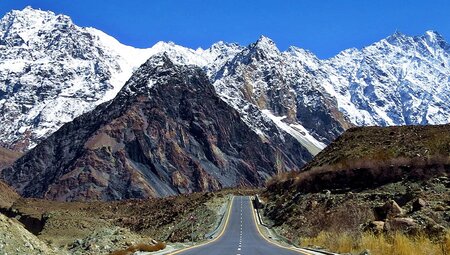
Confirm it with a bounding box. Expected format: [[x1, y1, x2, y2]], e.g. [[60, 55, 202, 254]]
[[172, 196, 309, 255]]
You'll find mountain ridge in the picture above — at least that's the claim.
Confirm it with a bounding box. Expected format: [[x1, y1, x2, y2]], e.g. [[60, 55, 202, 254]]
[[1, 6, 449, 155]]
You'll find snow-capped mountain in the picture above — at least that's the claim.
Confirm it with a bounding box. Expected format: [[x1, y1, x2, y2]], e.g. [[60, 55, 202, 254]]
[[1, 6, 450, 155], [299, 30, 450, 126], [0, 7, 241, 151], [212, 36, 342, 155], [0, 6, 150, 150], [213, 31, 450, 153]]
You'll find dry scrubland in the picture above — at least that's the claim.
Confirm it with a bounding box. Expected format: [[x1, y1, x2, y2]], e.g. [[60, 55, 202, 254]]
[[0, 185, 257, 255], [301, 231, 450, 255], [264, 125, 450, 255]]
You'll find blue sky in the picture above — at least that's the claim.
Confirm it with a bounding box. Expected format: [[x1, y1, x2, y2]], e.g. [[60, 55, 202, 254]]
[[1, 0, 449, 58]]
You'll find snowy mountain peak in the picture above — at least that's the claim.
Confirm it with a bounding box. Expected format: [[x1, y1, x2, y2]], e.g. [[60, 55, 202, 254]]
[[1, 6, 73, 43], [121, 52, 177, 95], [143, 52, 173, 67], [252, 35, 280, 54], [208, 41, 242, 54], [383, 30, 449, 51], [0, 6, 157, 150], [424, 30, 444, 42], [385, 31, 408, 45], [7, 6, 56, 21]]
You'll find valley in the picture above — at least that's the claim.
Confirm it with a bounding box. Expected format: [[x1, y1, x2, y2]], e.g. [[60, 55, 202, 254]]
[[0, 5, 449, 255]]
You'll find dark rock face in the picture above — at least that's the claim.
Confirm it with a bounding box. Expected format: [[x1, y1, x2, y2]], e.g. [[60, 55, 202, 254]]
[[1, 54, 311, 201]]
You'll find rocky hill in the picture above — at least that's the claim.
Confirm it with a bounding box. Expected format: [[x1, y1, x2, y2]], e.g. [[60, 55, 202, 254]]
[[1, 54, 311, 201], [0, 212, 59, 255], [269, 124, 450, 193], [262, 124, 450, 249]]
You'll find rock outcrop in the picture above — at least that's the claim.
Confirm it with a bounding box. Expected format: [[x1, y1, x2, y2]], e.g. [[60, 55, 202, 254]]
[[0, 213, 58, 255]]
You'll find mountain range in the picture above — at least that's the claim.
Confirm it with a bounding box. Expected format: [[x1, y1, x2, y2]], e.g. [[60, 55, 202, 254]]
[[1, 7, 449, 200], [1, 54, 311, 201], [2, 7, 450, 154]]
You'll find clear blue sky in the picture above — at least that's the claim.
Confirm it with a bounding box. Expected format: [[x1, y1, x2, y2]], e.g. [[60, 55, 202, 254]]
[[1, 0, 449, 58]]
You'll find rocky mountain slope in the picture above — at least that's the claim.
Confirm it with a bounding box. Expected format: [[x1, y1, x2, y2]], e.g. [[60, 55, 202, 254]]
[[301, 124, 450, 173], [0, 212, 59, 255], [266, 124, 450, 195], [1, 54, 311, 201]]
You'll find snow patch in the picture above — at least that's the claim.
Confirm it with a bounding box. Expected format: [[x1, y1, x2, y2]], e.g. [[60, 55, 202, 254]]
[[261, 110, 325, 155]]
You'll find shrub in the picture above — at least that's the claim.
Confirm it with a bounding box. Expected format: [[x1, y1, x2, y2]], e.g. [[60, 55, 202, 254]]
[[109, 241, 166, 255]]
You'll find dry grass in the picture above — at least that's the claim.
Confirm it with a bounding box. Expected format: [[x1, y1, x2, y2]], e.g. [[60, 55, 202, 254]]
[[267, 156, 450, 194], [109, 241, 166, 255], [300, 231, 450, 255]]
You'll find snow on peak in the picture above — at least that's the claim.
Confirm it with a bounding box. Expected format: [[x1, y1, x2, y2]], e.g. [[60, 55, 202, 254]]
[[252, 35, 279, 53], [0, 6, 74, 43], [208, 41, 242, 55], [424, 30, 444, 41], [285, 46, 320, 70], [10, 5, 56, 20], [422, 30, 448, 50]]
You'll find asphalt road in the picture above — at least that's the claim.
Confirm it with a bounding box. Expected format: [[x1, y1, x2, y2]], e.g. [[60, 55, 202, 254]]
[[173, 196, 308, 255]]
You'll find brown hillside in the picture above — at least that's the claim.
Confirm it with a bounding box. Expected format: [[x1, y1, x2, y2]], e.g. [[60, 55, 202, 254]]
[[304, 124, 450, 170], [0, 180, 19, 209], [0, 146, 22, 170], [267, 124, 450, 194]]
